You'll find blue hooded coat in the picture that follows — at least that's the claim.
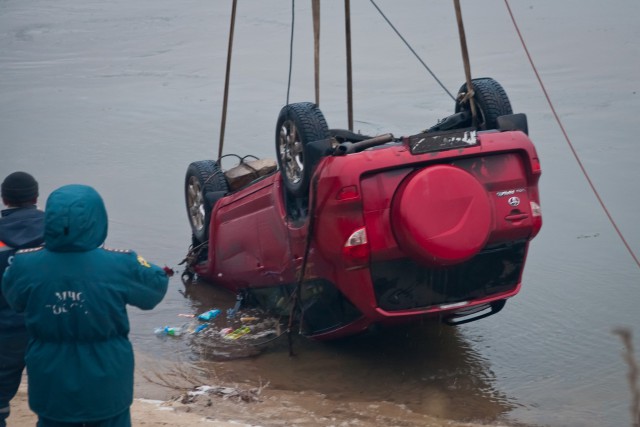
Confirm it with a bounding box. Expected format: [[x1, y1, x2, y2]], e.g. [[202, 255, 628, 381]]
[[0, 205, 45, 329], [1, 185, 169, 422]]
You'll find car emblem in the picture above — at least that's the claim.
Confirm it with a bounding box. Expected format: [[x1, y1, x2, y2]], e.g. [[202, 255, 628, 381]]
[[508, 196, 520, 207]]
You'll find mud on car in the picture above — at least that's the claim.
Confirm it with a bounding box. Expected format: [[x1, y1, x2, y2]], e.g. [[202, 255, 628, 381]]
[[183, 77, 542, 340]]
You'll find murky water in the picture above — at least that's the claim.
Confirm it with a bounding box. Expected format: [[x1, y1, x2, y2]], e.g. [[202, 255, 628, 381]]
[[2, 1, 639, 426]]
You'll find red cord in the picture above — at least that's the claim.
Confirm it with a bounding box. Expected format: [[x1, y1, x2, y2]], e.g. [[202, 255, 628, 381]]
[[504, 0, 639, 269]]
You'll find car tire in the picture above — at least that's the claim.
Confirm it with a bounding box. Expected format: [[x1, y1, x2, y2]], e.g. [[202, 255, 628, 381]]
[[275, 102, 330, 197], [391, 164, 492, 266], [454, 77, 513, 130], [185, 160, 229, 243]]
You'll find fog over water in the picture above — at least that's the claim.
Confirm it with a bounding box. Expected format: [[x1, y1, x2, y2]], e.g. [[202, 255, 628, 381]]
[[2, 1, 639, 426]]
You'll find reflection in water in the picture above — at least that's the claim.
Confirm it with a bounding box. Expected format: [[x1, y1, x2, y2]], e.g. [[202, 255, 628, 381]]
[[180, 278, 515, 424]]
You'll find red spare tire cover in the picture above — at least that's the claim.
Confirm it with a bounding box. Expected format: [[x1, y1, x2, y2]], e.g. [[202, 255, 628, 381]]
[[391, 164, 492, 266]]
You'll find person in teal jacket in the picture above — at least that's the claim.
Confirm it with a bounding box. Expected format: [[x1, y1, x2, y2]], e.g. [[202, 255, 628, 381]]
[[2, 184, 170, 427]]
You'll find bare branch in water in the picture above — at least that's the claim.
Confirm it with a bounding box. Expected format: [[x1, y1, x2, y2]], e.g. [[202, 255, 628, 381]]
[[613, 328, 640, 427], [141, 362, 218, 392]]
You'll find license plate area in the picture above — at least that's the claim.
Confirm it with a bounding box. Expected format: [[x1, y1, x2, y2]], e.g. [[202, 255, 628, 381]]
[[407, 128, 478, 154]]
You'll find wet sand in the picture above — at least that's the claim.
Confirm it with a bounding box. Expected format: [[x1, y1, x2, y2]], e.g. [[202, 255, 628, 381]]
[[8, 386, 241, 427], [8, 370, 504, 427]]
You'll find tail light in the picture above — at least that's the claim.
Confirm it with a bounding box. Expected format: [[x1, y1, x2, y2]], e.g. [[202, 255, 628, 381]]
[[343, 227, 370, 269], [531, 156, 541, 174], [528, 156, 542, 238], [528, 187, 542, 238]]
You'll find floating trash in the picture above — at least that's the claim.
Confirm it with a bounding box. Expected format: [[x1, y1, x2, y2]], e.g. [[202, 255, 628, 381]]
[[194, 323, 209, 334], [227, 294, 243, 318], [224, 326, 251, 340], [198, 308, 221, 321], [154, 326, 184, 337]]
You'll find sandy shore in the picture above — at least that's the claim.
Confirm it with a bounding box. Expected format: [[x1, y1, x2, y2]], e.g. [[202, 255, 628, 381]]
[[7, 353, 510, 427], [7, 383, 244, 427], [7, 379, 502, 427]]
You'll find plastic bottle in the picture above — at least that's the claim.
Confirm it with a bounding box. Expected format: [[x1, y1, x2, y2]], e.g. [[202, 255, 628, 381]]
[[198, 309, 221, 321], [227, 294, 243, 318], [154, 326, 184, 337], [166, 327, 183, 336], [194, 323, 209, 334]]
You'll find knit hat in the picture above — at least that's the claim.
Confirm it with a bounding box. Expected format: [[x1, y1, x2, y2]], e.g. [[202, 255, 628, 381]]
[[1, 171, 39, 203]]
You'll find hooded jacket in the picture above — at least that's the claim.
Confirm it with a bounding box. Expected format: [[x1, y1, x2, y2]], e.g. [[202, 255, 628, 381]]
[[0, 205, 45, 329], [2, 185, 168, 422]]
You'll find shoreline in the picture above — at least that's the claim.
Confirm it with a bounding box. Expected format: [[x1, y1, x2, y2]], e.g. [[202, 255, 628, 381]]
[[8, 353, 513, 427], [8, 385, 245, 427], [8, 379, 508, 427]]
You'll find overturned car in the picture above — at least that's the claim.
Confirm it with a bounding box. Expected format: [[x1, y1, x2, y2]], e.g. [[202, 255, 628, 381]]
[[183, 77, 542, 340]]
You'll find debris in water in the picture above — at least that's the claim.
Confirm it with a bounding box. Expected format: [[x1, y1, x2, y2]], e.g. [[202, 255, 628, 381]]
[[224, 326, 251, 340]]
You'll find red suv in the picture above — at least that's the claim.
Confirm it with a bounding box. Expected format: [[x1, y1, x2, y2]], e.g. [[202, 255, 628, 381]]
[[183, 77, 542, 340]]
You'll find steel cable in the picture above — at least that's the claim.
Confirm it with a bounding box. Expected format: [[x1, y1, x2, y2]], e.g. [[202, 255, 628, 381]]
[[286, 0, 295, 105], [368, 0, 456, 101]]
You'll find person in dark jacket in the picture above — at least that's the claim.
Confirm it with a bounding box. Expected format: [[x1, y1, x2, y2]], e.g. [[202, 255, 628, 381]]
[[0, 171, 45, 427], [2, 184, 169, 427]]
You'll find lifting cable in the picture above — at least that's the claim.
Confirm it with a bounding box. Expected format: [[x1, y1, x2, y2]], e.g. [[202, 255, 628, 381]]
[[285, 1, 320, 106], [344, 0, 354, 131], [218, 0, 238, 161], [287, 1, 454, 118], [286, 0, 295, 104], [286, 174, 321, 356], [453, 0, 478, 128], [504, 0, 639, 270], [312, 0, 321, 106], [368, 0, 456, 101]]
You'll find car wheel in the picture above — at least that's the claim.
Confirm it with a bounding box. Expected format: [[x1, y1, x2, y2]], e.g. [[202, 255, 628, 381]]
[[185, 160, 229, 243], [275, 102, 330, 197], [454, 77, 513, 130]]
